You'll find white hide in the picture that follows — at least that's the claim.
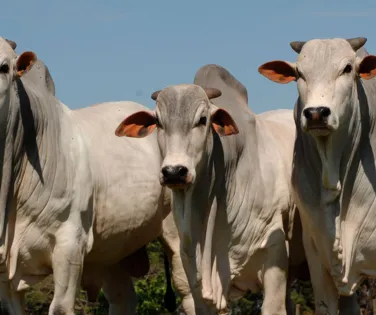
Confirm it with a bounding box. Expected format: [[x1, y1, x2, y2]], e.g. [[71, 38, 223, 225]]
[[0, 37, 171, 315], [120, 64, 307, 315], [258, 37, 369, 314]]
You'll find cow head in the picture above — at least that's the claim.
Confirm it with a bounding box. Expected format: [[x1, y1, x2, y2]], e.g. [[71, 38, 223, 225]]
[[258, 37, 376, 138], [0, 37, 37, 106], [115, 84, 238, 190]]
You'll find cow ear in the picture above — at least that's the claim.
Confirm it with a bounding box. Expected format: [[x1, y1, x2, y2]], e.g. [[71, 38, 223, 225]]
[[358, 55, 376, 80], [115, 111, 157, 138], [15, 51, 37, 78], [211, 108, 239, 136], [258, 61, 296, 84]]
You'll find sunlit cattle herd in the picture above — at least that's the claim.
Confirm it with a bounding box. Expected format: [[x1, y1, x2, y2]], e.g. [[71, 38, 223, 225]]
[[0, 36, 374, 315]]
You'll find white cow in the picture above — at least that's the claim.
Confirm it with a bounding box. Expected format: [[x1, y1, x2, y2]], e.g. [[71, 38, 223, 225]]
[[0, 37, 177, 315], [258, 37, 373, 314], [115, 64, 309, 315]]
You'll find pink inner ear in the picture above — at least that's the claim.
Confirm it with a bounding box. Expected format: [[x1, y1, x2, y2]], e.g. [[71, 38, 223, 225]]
[[359, 55, 376, 80], [258, 61, 296, 84], [211, 109, 239, 136], [123, 123, 156, 138], [16, 51, 37, 76], [115, 111, 157, 138], [212, 122, 238, 136]]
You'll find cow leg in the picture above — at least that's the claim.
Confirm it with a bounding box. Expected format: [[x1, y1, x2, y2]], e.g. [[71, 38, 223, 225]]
[[338, 295, 359, 315], [102, 260, 137, 315], [0, 281, 25, 315], [262, 241, 289, 315], [168, 251, 215, 315], [160, 233, 214, 315], [81, 265, 103, 302], [48, 240, 85, 315], [303, 234, 338, 315]]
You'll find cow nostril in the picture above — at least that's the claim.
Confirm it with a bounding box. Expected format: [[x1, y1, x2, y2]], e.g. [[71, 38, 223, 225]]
[[161, 166, 171, 178], [318, 107, 331, 118], [177, 166, 188, 177], [303, 108, 313, 120]]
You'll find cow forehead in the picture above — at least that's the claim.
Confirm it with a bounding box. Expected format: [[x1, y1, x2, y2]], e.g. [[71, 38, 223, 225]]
[[297, 38, 356, 69], [0, 37, 16, 59], [157, 84, 209, 120]]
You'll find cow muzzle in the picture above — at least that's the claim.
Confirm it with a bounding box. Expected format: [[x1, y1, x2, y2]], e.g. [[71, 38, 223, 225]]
[[302, 106, 334, 136], [160, 165, 192, 189]]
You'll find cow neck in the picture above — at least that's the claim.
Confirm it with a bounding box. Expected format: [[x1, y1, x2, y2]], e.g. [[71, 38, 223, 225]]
[[0, 78, 68, 276], [337, 80, 366, 204], [338, 78, 375, 291], [296, 79, 366, 292], [0, 80, 24, 264], [12, 79, 49, 194], [226, 112, 269, 271], [201, 110, 265, 306], [179, 127, 232, 309], [0, 78, 58, 243], [319, 80, 363, 205]]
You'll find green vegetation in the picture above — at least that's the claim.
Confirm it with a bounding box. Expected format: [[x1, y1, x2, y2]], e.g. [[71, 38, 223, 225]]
[[290, 281, 315, 313], [0, 240, 363, 314], [133, 240, 179, 315]]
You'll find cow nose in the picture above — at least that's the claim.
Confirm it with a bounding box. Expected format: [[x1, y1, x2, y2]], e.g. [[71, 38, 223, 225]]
[[303, 108, 313, 120], [161, 165, 188, 179], [318, 106, 331, 118], [303, 106, 331, 121]]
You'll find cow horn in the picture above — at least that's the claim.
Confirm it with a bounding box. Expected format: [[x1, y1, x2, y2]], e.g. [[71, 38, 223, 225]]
[[151, 90, 161, 101], [290, 41, 306, 54], [5, 39, 17, 50], [204, 88, 222, 100], [346, 37, 367, 51]]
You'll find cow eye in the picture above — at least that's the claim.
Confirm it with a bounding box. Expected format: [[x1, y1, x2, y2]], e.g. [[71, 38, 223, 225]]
[[198, 116, 207, 126], [0, 64, 9, 74], [342, 64, 352, 74]]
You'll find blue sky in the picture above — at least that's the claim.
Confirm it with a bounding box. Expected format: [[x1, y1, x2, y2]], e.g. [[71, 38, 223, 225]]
[[2, 0, 376, 113]]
